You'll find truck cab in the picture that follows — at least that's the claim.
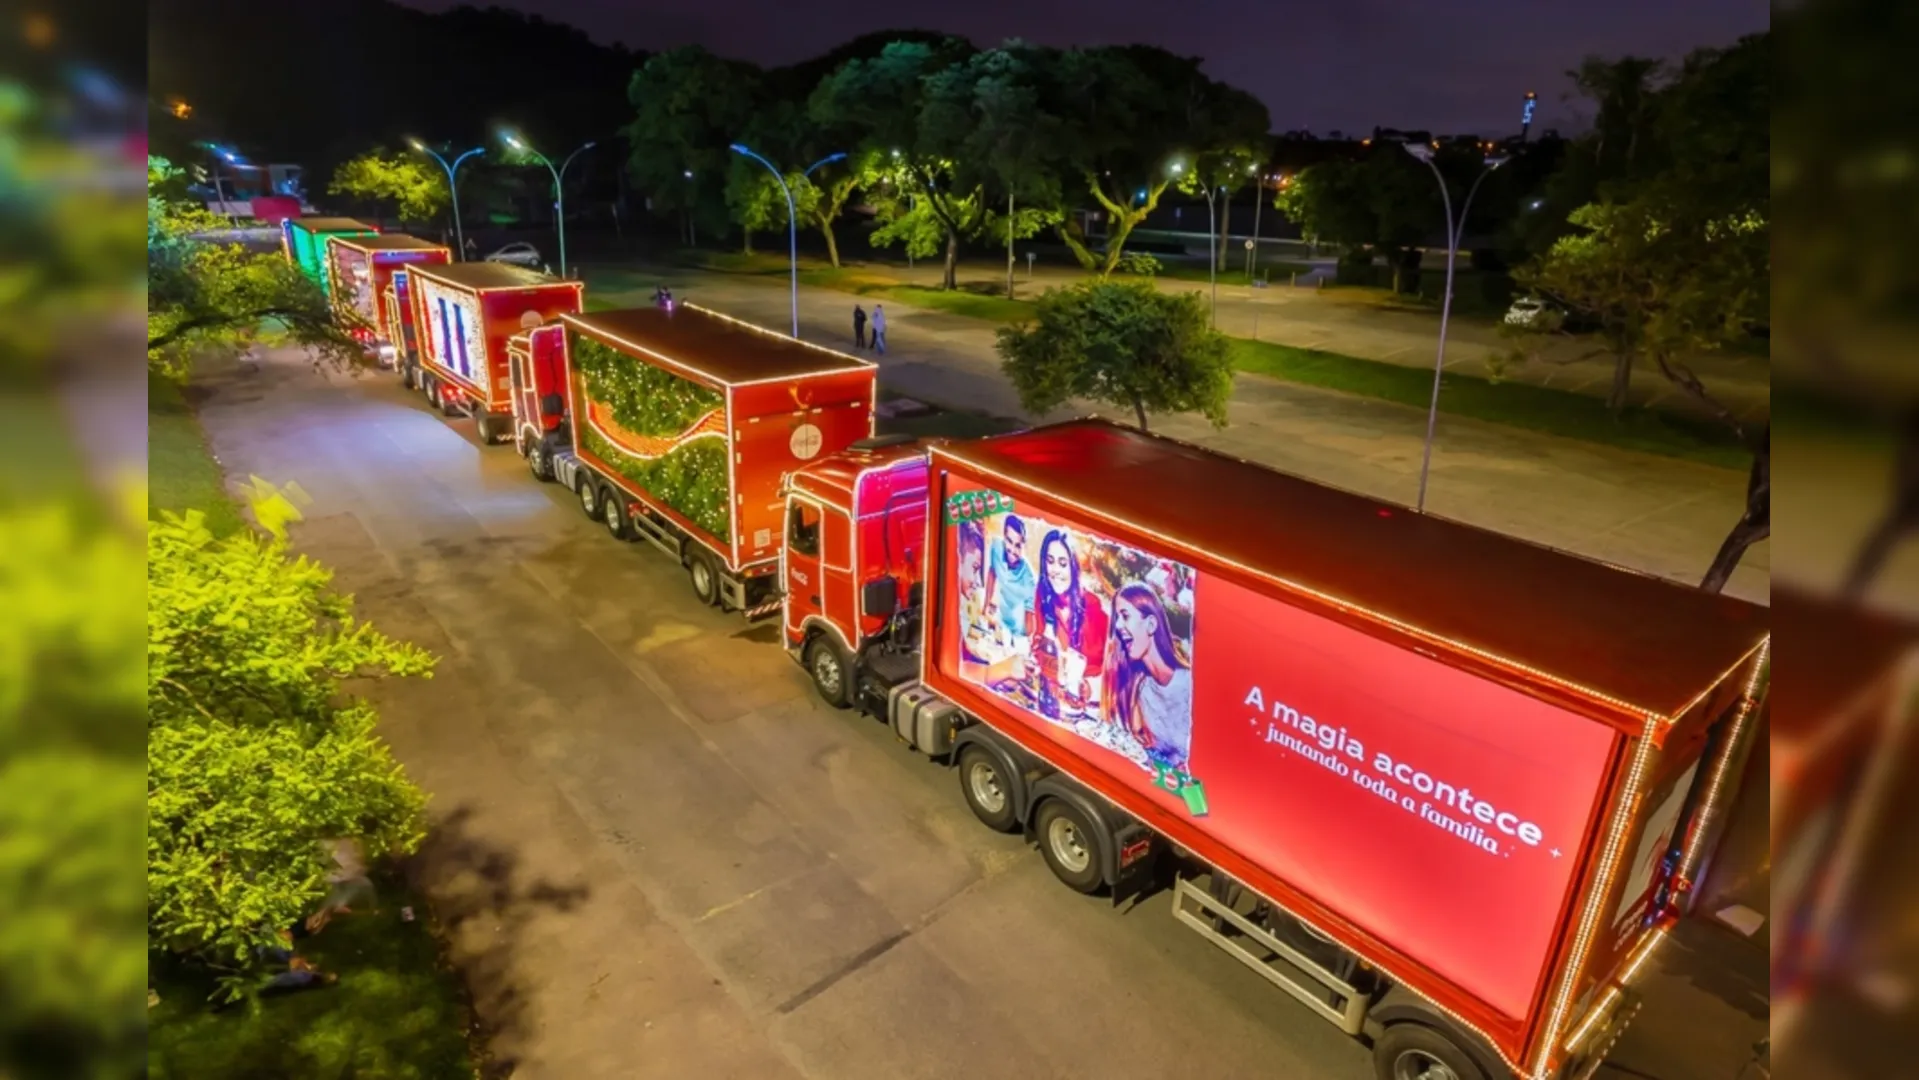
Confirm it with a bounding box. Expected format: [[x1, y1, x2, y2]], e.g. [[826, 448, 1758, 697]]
[[505, 322, 569, 480], [781, 435, 959, 749]]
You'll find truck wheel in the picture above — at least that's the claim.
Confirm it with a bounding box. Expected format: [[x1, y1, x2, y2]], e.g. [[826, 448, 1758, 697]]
[[577, 477, 599, 520], [601, 491, 631, 539], [440, 389, 461, 418], [1034, 799, 1104, 895], [401, 364, 416, 390], [525, 436, 552, 482], [687, 551, 721, 607], [474, 414, 495, 443], [1372, 1024, 1488, 1080], [420, 372, 436, 403], [804, 635, 850, 708], [958, 745, 1019, 833]]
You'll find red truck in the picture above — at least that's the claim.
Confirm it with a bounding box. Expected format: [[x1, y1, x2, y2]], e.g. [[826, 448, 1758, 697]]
[[772, 419, 1769, 1080], [526, 302, 878, 615], [322, 233, 450, 368], [401, 261, 584, 445]]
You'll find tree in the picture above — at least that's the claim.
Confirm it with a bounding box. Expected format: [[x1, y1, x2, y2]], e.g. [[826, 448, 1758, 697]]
[[147, 507, 433, 996], [1046, 47, 1270, 276], [148, 157, 359, 378], [996, 281, 1233, 431], [811, 38, 986, 288], [327, 148, 446, 223], [1272, 145, 1438, 291], [624, 46, 763, 245]]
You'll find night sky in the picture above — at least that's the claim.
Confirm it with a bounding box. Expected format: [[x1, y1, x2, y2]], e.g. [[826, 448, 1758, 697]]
[[397, 0, 1768, 136]]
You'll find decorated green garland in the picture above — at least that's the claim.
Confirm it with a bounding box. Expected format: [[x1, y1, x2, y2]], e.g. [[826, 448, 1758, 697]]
[[580, 428, 731, 541], [571, 332, 721, 435], [572, 331, 731, 541]]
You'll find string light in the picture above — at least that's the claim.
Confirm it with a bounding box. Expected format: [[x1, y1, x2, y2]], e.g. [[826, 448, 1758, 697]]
[[1531, 716, 1660, 1078], [1676, 641, 1771, 878]]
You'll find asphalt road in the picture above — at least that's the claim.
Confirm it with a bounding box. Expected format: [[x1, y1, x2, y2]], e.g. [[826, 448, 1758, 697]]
[[191, 348, 1764, 1080]]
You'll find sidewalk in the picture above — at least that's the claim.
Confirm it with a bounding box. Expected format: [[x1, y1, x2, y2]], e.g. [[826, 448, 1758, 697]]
[[586, 264, 1769, 606], [847, 258, 1773, 427]]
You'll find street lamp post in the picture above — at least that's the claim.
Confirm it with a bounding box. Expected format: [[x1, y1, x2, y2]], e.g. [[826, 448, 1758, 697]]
[[1402, 142, 1508, 513], [504, 134, 595, 279], [1170, 162, 1220, 327], [409, 140, 484, 259], [729, 144, 846, 338]]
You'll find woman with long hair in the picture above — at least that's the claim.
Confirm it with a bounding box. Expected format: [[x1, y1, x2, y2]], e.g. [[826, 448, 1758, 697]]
[[1102, 582, 1194, 769], [1035, 530, 1109, 712]]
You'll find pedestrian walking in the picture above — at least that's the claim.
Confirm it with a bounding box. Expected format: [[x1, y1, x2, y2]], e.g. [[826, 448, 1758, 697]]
[[870, 305, 887, 354], [852, 305, 868, 349], [463, 236, 478, 262]]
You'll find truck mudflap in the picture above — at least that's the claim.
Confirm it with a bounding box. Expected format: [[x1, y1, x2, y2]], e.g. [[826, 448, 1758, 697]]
[[1171, 876, 1370, 1036], [887, 682, 961, 757]]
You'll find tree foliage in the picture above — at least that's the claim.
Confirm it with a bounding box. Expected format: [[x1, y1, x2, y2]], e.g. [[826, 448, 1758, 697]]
[[1504, 33, 1770, 590], [327, 148, 447, 223], [625, 46, 763, 243], [147, 508, 433, 993], [147, 156, 360, 378], [996, 281, 1232, 431]]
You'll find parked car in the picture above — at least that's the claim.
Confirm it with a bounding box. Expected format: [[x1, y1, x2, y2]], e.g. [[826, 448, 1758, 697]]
[[1503, 295, 1562, 329], [485, 241, 543, 268]]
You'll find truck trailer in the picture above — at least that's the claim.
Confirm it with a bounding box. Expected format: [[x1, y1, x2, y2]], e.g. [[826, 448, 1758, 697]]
[[531, 302, 878, 616], [401, 261, 583, 445], [775, 419, 1770, 1080], [281, 216, 377, 295], [323, 233, 450, 367]]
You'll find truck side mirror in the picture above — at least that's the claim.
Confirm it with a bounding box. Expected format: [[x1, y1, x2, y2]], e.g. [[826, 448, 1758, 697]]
[[863, 576, 898, 619], [540, 392, 564, 417]]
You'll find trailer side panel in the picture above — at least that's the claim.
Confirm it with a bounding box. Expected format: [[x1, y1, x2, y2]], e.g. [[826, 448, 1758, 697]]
[[923, 463, 1620, 1055]]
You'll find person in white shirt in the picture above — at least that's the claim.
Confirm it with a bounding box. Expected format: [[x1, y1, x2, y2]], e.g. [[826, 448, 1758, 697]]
[[870, 304, 888, 354]]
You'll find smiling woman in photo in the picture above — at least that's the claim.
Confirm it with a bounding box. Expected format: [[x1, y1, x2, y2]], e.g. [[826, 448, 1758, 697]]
[[1103, 582, 1194, 769], [1035, 529, 1109, 712]]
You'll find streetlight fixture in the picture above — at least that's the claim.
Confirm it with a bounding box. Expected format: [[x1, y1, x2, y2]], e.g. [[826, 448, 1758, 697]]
[[408, 139, 484, 259], [728, 143, 846, 338], [1401, 141, 1509, 513], [503, 133, 596, 279]]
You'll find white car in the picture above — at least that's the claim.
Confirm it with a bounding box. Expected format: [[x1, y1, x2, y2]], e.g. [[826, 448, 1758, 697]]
[[1503, 296, 1561, 329], [484, 241, 543, 268]]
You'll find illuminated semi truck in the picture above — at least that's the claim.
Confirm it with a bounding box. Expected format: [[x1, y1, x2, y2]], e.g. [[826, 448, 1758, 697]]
[[423, 297, 1770, 1080], [401, 261, 583, 446], [321, 233, 450, 367], [516, 302, 878, 615], [281, 216, 377, 294], [771, 419, 1769, 1080]]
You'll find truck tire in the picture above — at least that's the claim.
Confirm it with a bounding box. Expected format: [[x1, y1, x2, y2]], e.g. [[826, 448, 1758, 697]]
[[402, 363, 416, 391], [1034, 799, 1104, 895], [1372, 1023, 1490, 1080], [576, 476, 599, 520], [420, 372, 437, 403], [958, 744, 1019, 833], [687, 550, 721, 608], [601, 490, 632, 540], [525, 435, 553, 481], [804, 635, 850, 708], [474, 414, 496, 444]]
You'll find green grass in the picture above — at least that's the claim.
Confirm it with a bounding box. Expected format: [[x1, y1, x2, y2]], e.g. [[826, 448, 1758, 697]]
[[148, 874, 480, 1080], [1227, 338, 1751, 469], [148, 372, 247, 536]]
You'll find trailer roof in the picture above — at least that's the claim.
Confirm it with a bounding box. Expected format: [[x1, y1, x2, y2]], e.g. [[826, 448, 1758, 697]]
[[937, 419, 1769, 720], [405, 261, 573, 293], [331, 233, 448, 254], [562, 303, 876, 387], [288, 217, 377, 234]]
